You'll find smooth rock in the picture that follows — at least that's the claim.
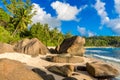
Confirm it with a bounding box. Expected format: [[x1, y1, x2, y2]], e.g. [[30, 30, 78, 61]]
[[46, 65, 74, 77], [58, 36, 85, 56], [0, 59, 43, 80], [0, 42, 14, 53], [14, 38, 50, 57], [86, 62, 119, 79], [50, 55, 84, 63]]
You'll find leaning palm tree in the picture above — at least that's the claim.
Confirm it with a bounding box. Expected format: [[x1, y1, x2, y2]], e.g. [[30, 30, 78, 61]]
[[2, 0, 35, 36], [12, 8, 33, 36]]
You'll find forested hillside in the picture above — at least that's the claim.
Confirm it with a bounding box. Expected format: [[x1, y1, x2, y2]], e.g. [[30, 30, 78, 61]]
[[85, 36, 120, 47]]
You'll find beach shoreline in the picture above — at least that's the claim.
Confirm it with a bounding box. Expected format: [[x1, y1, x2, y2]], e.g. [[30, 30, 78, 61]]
[[47, 46, 120, 49], [0, 52, 119, 80]]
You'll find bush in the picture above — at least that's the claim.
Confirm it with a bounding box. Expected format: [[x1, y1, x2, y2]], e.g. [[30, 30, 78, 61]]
[[0, 26, 12, 43]]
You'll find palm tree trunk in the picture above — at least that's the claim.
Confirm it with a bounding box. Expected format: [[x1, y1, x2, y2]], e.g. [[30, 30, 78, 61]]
[[12, 26, 19, 37]]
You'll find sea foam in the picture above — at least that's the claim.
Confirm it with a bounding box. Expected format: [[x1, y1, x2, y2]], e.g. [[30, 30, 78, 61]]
[[93, 54, 120, 63]]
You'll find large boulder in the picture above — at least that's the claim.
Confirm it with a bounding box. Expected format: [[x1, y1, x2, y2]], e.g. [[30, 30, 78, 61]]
[[47, 55, 84, 63], [46, 65, 74, 77], [0, 42, 14, 53], [86, 62, 119, 79], [14, 38, 50, 57], [0, 58, 43, 80], [57, 36, 85, 56]]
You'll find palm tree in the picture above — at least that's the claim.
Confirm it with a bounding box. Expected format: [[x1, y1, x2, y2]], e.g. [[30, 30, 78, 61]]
[[2, 0, 34, 36], [12, 8, 33, 36]]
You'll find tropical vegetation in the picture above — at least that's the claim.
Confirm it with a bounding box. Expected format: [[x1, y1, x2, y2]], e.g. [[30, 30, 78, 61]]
[[0, 0, 120, 47]]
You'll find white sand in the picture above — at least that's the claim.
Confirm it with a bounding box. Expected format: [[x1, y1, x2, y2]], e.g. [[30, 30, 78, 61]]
[[1, 52, 118, 80]]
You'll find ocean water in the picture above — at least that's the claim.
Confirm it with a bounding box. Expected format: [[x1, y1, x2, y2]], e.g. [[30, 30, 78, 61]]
[[85, 48, 120, 80]]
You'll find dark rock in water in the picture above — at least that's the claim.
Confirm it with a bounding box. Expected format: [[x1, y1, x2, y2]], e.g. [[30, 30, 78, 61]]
[[32, 68, 55, 80], [0, 59, 43, 80], [48, 55, 84, 63], [62, 77, 78, 80], [0, 42, 15, 53], [86, 62, 119, 79], [58, 36, 85, 56], [46, 65, 74, 77], [14, 38, 50, 57]]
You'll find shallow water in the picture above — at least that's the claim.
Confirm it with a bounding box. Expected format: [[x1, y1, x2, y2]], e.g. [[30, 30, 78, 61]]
[[85, 48, 120, 63], [85, 48, 120, 80]]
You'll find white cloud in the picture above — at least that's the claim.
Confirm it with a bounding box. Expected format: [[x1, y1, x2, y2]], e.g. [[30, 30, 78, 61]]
[[31, 3, 61, 29], [77, 26, 95, 37], [94, 0, 109, 24], [107, 18, 120, 34], [77, 26, 86, 36], [114, 0, 120, 16], [106, 0, 120, 35], [88, 31, 95, 37], [51, 1, 81, 21], [94, 0, 120, 35]]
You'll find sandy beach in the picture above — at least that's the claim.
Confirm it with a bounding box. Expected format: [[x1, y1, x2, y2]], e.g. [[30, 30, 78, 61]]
[[0, 52, 119, 80]]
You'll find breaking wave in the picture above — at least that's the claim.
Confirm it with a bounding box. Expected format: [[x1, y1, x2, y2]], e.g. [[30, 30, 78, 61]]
[[93, 54, 120, 63]]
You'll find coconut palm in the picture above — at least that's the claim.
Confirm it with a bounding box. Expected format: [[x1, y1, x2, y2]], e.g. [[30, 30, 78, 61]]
[[2, 0, 34, 36]]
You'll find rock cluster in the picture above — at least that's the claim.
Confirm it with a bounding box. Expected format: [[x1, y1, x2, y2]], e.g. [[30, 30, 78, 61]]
[[0, 36, 119, 80], [14, 38, 50, 57]]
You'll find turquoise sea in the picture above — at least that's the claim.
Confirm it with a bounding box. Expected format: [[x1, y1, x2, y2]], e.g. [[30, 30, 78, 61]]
[[85, 48, 120, 80]]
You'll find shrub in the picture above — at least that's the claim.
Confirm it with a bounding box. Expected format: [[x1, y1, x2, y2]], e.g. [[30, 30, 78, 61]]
[[0, 26, 12, 43]]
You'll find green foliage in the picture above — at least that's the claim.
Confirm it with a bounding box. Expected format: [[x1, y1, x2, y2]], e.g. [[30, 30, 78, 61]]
[[0, 8, 10, 26], [30, 23, 66, 46], [64, 32, 73, 39], [2, 0, 35, 36], [30, 23, 46, 41], [1, 0, 75, 45], [85, 36, 120, 47], [0, 26, 12, 43]]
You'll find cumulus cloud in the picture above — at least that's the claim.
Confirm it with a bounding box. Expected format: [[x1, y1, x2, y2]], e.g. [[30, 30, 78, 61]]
[[114, 0, 120, 16], [106, 0, 120, 34], [107, 18, 120, 34], [77, 26, 86, 36], [93, 0, 120, 35], [106, 0, 120, 35], [77, 26, 95, 37], [94, 0, 109, 25], [88, 31, 95, 37], [51, 1, 81, 21], [31, 3, 61, 29]]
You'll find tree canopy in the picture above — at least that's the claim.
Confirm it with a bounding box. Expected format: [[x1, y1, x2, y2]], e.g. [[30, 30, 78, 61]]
[[2, 0, 34, 36], [0, 8, 10, 26]]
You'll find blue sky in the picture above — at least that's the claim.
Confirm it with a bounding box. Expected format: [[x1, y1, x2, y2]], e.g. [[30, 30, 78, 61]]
[[0, 0, 120, 36]]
